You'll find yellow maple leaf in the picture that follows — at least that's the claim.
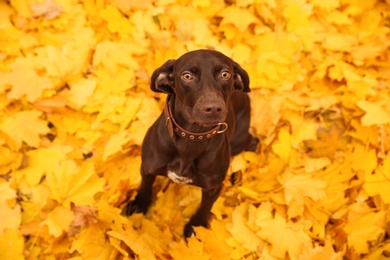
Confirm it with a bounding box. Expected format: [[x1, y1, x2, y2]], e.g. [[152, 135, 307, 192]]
[[325, 10, 352, 25], [45, 160, 105, 206], [231, 44, 252, 65], [93, 41, 143, 74], [300, 239, 343, 260], [8, 0, 33, 17], [227, 202, 263, 252], [193, 0, 211, 7], [0, 143, 23, 175], [220, 6, 260, 32], [66, 77, 96, 109], [350, 144, 377, 175], [192, 221, 231, 259], [283, 3, 310, 31], [278, 171, 327, 218], [322, 33, 358, 52], [280, 171, 327, 203], [0, 183, 21, 235], [108, 220, 169, 260], [0, 181, 16, 204], [303, 157, 331, 173], [41, 205, 74, 237], [272, 127, 292, 162], [1, 110, 50, 149], [303, 124, 350, 158], [12, 146, 72, 186], [344, 211, 386, 254], [311, 0, 340, 10], [100, 5, 133, 37], [0, 228, 24, 260], [102, 130, 131, 160], [357, 100, 390, 126], [69, 224, 113, 259], [364, 153, 390, 203], [0, 61, 53, 102], [170, 237, 210, 260], [97, 200, 129, 234], [256, 210, 312, 259]]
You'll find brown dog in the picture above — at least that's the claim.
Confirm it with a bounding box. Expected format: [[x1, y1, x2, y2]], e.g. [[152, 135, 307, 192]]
[[122, 49, 258, 237]]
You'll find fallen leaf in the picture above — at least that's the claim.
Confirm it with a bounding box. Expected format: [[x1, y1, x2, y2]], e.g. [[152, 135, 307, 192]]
[[192, 221, 231, 259], [102, 130, 130, 160], [344, 211, 386, 254], [0, 204, 21, 236], [45, 160, 105, 206], [364, 153, 390, 203], [272, 127, 292, 161], [279, 171, 327, 204], [256, 210, 312, 259], [1, 110, 50, 149], [31, 0, 63, 20], [68, 203, 98, 236], [69, 224, 113, 259], [303, 124, 350, 158], [227, 202, 263, 252], [0, 228, 24, 260], [357, 100, 390, 126], [220, 6, 260, 32], [12, 146, 72, 186], [0, 61, 53, 102], [170, 237, 210, 260], [41, 206, 74, 237]]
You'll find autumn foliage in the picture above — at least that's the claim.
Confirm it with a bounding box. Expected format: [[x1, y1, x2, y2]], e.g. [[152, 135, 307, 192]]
[[1, 0, 390, 259]]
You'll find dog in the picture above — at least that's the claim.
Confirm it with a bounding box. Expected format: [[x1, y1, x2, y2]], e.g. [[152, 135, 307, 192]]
[[122, 49, 258, 238]]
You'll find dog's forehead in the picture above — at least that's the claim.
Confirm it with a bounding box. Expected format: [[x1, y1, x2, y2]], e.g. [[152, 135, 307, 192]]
[[175, 50, 233, 72]]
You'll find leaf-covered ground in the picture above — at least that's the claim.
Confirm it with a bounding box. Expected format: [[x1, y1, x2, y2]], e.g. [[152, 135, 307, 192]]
[[1, 0, 390, 259]]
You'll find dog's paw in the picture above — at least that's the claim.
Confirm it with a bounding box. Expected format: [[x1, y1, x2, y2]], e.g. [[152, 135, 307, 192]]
[[121, 201, 145, 216], [184, 223, 196, 239], [246, 136, 259, 152]]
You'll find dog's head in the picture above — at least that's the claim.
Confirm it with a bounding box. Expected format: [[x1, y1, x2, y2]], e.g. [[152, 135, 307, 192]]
[[151, 50, 250, 127]]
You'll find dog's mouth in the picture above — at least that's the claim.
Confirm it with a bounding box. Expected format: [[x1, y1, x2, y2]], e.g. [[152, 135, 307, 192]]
[[184, 111, 226, 128]]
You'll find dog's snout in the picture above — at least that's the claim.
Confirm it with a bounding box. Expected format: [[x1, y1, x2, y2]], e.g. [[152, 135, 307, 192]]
[[203, 101, 223, 115], [193, 95, 226, 124]]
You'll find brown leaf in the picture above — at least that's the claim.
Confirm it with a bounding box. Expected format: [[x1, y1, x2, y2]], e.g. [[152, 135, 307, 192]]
[[303, 124, 350, 158], [68, 203, 98, 236]]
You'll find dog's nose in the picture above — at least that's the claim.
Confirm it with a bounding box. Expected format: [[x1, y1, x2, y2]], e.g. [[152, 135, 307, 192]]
[[203, 102, 223, 116]]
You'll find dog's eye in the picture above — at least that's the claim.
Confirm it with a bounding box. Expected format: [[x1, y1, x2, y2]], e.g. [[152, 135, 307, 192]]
[[181, 72, 194, 81], [220, 71, 231, 80]]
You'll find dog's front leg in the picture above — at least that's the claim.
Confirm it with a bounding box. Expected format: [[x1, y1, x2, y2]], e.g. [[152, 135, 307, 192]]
[[184, 185, 222, 238], [122, 166, 156, 216]]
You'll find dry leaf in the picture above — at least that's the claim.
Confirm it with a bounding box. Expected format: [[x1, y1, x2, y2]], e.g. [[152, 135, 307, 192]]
[[256, 211, 312, 259], [68, 203, 98, 236], [303, 124, 350, 158], [0, 228, 24, 260], [357, 100, 390, 126], [1, 110, 50, 149], [344, 211, 386, 254]]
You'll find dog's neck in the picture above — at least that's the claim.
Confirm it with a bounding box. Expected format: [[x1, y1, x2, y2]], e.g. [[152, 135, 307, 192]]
[[163, 95, 227, 141]]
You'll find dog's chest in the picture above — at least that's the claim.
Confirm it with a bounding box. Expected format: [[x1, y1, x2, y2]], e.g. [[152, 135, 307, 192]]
[[167, 170, 193, 184], [166, 158, 197, 184]]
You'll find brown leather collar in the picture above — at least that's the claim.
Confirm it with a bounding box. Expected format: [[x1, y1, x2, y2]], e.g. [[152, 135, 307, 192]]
[[163, 95, 228, 141]]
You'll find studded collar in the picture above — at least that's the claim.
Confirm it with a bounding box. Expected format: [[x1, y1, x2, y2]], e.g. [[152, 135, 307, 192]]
[[163, 95, 228, 141]]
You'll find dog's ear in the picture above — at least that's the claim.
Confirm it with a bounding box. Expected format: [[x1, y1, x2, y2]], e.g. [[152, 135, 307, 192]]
[[151, 59, 176, 94], [233, 62, 251, 92]]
